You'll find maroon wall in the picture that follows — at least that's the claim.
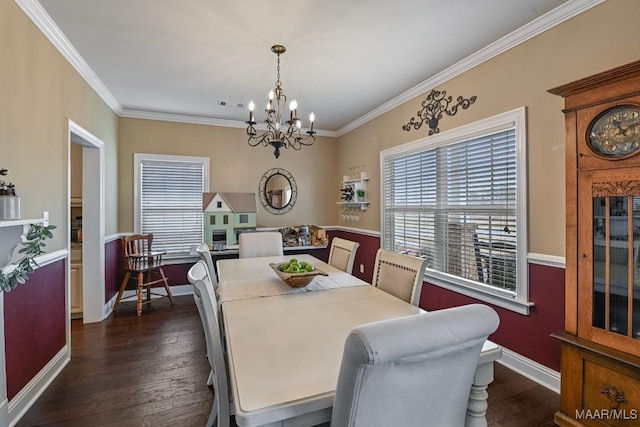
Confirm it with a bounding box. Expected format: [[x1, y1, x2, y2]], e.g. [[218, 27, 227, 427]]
[[331, 229, 565, 371], [332, 229, 381, 283], [422, 263, 564, 371], [104, 238, 122, 303], [4, 259, 66, 400], [162, 263, 191, 285]]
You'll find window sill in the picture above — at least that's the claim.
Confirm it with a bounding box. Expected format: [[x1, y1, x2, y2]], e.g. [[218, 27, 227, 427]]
[[424, 271, 534, 315]]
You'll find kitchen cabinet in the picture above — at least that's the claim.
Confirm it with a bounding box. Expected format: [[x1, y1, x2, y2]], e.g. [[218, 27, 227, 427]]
[[70, 247, 83, 319]]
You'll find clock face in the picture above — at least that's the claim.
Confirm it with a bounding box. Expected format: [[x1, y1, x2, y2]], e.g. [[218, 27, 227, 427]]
[[588, 105, 640, 158]]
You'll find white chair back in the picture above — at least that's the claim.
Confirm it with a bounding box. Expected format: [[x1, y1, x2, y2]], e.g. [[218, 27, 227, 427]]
[[196, 243, 219, 288], [187, 261, 213, 295], [371, 248, 428, 306], [328, 237, 360, 274], [331, 304, 499, 427], [188, 260, 218, 388], [238, 231, 283, 258], [190, 261, 230, 427]]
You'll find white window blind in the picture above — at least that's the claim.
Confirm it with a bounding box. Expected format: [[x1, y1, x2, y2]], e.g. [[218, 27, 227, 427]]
[[381, 108, 529, 313], [384, 129, 516, 291], [136, 155, 208, 255]]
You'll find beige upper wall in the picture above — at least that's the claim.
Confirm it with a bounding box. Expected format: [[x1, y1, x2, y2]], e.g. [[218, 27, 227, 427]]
[[337, 0, 640, 257], [118, 118, 339, 231], [7, 0, 636, 256], [2, 0, 119, 252]]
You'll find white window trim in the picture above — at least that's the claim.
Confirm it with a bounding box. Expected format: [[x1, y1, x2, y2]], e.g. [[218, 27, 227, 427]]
[[134, 153, 210, 259], [380, 107, 533, 315]]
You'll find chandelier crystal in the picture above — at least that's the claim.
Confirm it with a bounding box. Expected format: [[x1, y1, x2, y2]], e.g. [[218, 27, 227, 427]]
[[246, 45, 316, 159]]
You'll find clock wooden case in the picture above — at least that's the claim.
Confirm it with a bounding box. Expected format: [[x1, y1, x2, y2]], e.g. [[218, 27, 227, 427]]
[[549, 60, 640, 427]]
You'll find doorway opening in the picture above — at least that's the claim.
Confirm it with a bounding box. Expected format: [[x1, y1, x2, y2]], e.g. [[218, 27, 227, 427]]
[[67, 120, 105, 331]]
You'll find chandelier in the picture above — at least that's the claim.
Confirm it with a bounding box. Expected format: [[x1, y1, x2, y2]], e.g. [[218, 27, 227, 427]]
[[246, 45, 316, 159]]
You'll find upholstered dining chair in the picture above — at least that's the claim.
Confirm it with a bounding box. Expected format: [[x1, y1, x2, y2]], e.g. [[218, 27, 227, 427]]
[[196, 243, 219, 289], [327, 237, 360, 274], [371, 248, 428, 306], [189, 260, 231, 427], [331, 304, 500, 427], [238, 231, 283, 258], [113, 233, 174, 316]]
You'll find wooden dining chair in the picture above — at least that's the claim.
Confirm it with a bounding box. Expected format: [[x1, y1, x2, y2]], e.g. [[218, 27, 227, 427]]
[[327, 237, 360, 274], [196, 243, 219, 290], [238, 231, 283, 258], [331, 304, 500, 427], [190, 260, 231, 427], [113, 233, 174, 316], [371, 248, 428, 306]]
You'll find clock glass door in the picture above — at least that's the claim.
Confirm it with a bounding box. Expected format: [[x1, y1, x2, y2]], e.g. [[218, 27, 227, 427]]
[[579, 169, 640, 353], [592, 194, 640, 340]]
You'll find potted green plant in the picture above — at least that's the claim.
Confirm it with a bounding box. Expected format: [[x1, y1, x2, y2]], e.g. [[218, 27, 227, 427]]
[[356, 189, 366, 202], [0, 168, 20, 220], [0, 223, 56, 291]]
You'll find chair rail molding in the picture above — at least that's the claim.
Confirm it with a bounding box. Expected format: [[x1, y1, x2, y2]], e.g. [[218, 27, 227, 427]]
[[526, 253, 566, 269], [323, 225, 381, 238]]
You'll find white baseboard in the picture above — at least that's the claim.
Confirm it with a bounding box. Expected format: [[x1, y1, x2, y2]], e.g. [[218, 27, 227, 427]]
[[119, 284, 193, 299], [165, 284, 194, 296], [104, 284, 194, 318], [8, 345, 70, 427], [0, 398, 7, 427], [497, 346, 560, 394]]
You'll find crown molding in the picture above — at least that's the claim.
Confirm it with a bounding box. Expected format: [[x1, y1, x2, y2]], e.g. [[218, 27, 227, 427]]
[[120, 109, 338, 137], [19, 0, 602, 136], [15, 0, 122, 114], [120, 109, 248, 129], [336, 0, 604, 137]]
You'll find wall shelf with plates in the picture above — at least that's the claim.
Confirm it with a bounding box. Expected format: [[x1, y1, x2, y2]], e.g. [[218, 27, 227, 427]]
[[338, 174, 369, 211], [338, 173, 368, 224]]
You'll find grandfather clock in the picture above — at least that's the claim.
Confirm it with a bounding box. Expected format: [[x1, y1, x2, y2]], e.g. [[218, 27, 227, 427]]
[[549, 61, 640, 426]]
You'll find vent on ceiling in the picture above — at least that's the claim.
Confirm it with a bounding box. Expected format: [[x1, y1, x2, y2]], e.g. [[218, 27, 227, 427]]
[[218, 100, 245, 108]]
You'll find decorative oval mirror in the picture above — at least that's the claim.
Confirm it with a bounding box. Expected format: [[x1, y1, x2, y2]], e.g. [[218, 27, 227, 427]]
[[259, 168, 297, 215]]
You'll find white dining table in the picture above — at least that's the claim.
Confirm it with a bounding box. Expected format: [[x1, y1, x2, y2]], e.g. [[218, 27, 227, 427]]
[[218, 255, 502, 427]]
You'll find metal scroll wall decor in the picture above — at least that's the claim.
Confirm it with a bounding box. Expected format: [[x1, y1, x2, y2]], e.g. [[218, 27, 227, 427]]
[[402, 89, 477, 135]]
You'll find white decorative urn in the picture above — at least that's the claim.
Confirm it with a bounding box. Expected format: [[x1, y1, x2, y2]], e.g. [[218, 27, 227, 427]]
[[0, 195, 20, 220]]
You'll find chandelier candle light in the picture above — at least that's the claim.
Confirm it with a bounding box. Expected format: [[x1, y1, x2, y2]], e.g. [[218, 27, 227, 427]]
[[246, 45, 316, 159]]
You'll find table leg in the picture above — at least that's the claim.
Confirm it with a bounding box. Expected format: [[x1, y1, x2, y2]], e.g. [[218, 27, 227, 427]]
[[465, 361, 494, 427]]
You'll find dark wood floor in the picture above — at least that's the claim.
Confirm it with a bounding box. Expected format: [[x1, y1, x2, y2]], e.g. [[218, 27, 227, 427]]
[[17, 296, 559, 426]]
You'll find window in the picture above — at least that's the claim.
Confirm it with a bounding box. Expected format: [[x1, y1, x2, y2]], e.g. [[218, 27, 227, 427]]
[[134, 154, 209, 256], [210, 215, 216, 225], [217, 201, 222, 208], [223, 215, 229, 225], [381, 107, 531, 314], [239, 214, 249, 224]]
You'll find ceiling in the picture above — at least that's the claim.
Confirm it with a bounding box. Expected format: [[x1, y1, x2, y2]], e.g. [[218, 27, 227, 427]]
[[33, 0, 583, 134]]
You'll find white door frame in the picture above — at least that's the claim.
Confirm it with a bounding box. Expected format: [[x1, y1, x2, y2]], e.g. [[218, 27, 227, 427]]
[[67, 119, 105, 325]]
